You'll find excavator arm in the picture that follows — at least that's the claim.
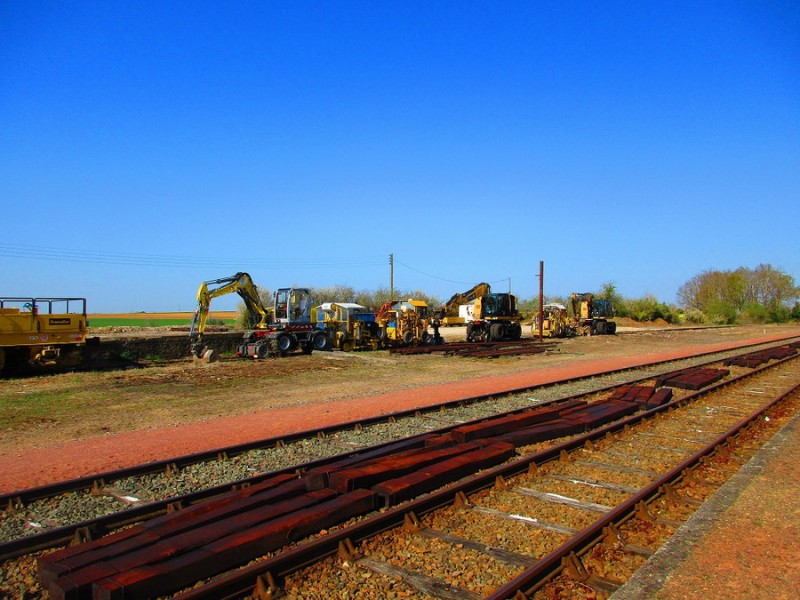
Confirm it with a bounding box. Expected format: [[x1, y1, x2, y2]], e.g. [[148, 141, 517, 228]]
[[436, 282, 491, 319], [189, 272, 270, 356]]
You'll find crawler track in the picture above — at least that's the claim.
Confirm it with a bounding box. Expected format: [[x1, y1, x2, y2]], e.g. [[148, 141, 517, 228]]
[[3, 341, 795, 599]]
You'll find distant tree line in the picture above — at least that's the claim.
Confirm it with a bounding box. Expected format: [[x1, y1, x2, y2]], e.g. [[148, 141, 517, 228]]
[[236, 265, 800, 328], [519, 266, 799, 326], [677, 264, 799, 324]]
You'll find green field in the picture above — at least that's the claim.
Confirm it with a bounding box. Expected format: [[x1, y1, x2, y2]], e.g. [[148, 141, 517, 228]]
[[88, 317, 236, 327]]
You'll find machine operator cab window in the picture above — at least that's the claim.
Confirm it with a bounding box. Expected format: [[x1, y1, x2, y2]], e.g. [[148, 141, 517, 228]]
[[483, 294, 515, 318], [274, 288, 312, 324]]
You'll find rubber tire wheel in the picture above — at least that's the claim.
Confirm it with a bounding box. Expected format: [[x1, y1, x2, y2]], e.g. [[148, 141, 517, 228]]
[[312, 331, 330, 351], [256, 343, 269, 358], [490, 323, 505, 341], [511, 323, 522, 340], [402, 331, 414, 345], [607, 321, 617, 334], [595, 320, 607, 335], [376, 327, 386, 341], [466, 323, 474, 342], [277, 334, 292, 354]]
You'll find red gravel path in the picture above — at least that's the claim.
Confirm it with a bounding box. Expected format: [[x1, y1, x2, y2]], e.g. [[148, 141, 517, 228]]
[[0, 333, 792, 494]]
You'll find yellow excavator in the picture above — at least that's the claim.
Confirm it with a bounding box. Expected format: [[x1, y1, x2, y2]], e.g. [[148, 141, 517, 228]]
[[570, 293, 617, 335], [189, 272, 270, 359], [433, 282, 490, 326], [435, 282, 522, 342]]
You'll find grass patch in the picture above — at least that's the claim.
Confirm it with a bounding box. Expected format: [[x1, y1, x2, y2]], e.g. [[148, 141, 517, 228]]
[[88, 318, 236, 327]]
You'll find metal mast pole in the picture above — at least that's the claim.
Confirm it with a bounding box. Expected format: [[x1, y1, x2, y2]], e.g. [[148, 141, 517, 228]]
[[538, 260, 544, 342]]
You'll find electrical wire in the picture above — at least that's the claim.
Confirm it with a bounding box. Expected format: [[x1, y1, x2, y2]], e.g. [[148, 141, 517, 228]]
[[0, 243, 385, 270], [394, 259, 509, 286]]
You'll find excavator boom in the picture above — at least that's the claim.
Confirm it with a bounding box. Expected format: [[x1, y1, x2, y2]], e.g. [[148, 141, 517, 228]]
[[189, 272, 270, 357]]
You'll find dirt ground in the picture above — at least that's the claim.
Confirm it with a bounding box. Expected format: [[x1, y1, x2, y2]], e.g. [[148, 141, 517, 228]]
[[2, 323, 799, 494]]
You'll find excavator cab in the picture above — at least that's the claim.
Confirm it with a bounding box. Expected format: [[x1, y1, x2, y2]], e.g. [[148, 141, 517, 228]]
[[273, 288, 312, 324]]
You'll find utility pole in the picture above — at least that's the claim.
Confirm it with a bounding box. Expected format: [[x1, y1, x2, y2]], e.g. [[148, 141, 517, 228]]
[[538, 261, 544, 342], [389, 253, 394, 301]]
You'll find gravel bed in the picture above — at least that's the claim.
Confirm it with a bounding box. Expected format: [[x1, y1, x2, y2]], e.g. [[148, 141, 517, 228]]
[[0, 347, 785, 549], [284, 399, 752, 600], [3, 354, 787, 599]]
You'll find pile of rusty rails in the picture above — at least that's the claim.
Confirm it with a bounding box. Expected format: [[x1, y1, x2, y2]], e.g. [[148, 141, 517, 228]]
[[0, 340, 797, 573], [723, 344, 800, 367], [30, 344, 800, 599], [390, 339, 559, 358]]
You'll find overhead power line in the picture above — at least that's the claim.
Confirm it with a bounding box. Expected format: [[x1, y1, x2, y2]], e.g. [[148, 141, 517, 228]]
[[0, 243, 385, 269], [394, 258, 509, 286]]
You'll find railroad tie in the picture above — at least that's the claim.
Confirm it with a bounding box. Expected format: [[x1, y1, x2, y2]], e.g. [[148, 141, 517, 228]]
[[48, 489, 377, 600], [451, 399, 585, 442], [372, 441, 516, 507]]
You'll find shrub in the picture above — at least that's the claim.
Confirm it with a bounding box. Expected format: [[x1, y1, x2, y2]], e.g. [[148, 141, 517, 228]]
[[705, 300, 737, 325], [684, 308, 705, 324], [626, 295, 675, 323], [739, 303, 770, 324]]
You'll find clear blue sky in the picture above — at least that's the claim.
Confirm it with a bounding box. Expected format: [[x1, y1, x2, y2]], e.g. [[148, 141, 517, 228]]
[[2, 2, 798, 312]]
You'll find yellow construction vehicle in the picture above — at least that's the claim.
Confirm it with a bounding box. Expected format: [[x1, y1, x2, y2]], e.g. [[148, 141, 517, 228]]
[[190, 273, 329, 359], [533, 303, 571, 338], [0, 297, 88, 374], [238, 287, 329, 357], [375, 299, 430, 347], [315, 302, 377, 351], [189, 272, 271, 358], [468, 291, 522, 341], [433, 282, 490, 326], [570, 292, 617, 335]]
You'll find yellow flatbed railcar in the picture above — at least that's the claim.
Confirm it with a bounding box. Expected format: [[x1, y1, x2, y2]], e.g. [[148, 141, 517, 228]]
[[0, 297, 88, 373]]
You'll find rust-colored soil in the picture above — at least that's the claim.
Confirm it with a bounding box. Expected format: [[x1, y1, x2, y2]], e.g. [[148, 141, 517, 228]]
[[1, 324, 798, 494], [654, 414, 800, 599]]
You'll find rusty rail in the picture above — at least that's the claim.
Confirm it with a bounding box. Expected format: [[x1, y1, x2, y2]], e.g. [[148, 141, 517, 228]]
[[35, 349, 799, 599]]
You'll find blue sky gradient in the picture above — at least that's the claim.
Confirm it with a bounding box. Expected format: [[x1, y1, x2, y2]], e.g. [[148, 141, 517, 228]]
[[2, 2, 798, 312]]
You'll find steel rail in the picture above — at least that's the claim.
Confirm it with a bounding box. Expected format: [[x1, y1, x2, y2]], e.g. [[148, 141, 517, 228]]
[[486, 381, 800, 599], [4, 335, 794, 508], [1, 340, 796, 564], [173, 351, 800, 600]]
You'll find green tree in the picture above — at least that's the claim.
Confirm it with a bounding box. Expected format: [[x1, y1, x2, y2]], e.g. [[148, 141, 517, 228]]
[[596, 282, 628, 317], [678, 265, 798, 324]]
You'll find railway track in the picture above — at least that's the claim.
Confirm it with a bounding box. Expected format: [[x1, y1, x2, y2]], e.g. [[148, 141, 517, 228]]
[[173, 346, 800, 600], [1, 339, 799, 598], [1, 338, 795, 561]]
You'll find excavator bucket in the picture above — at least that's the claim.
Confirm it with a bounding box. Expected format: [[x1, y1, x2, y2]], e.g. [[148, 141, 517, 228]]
[[191, 345, 218, 363]]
